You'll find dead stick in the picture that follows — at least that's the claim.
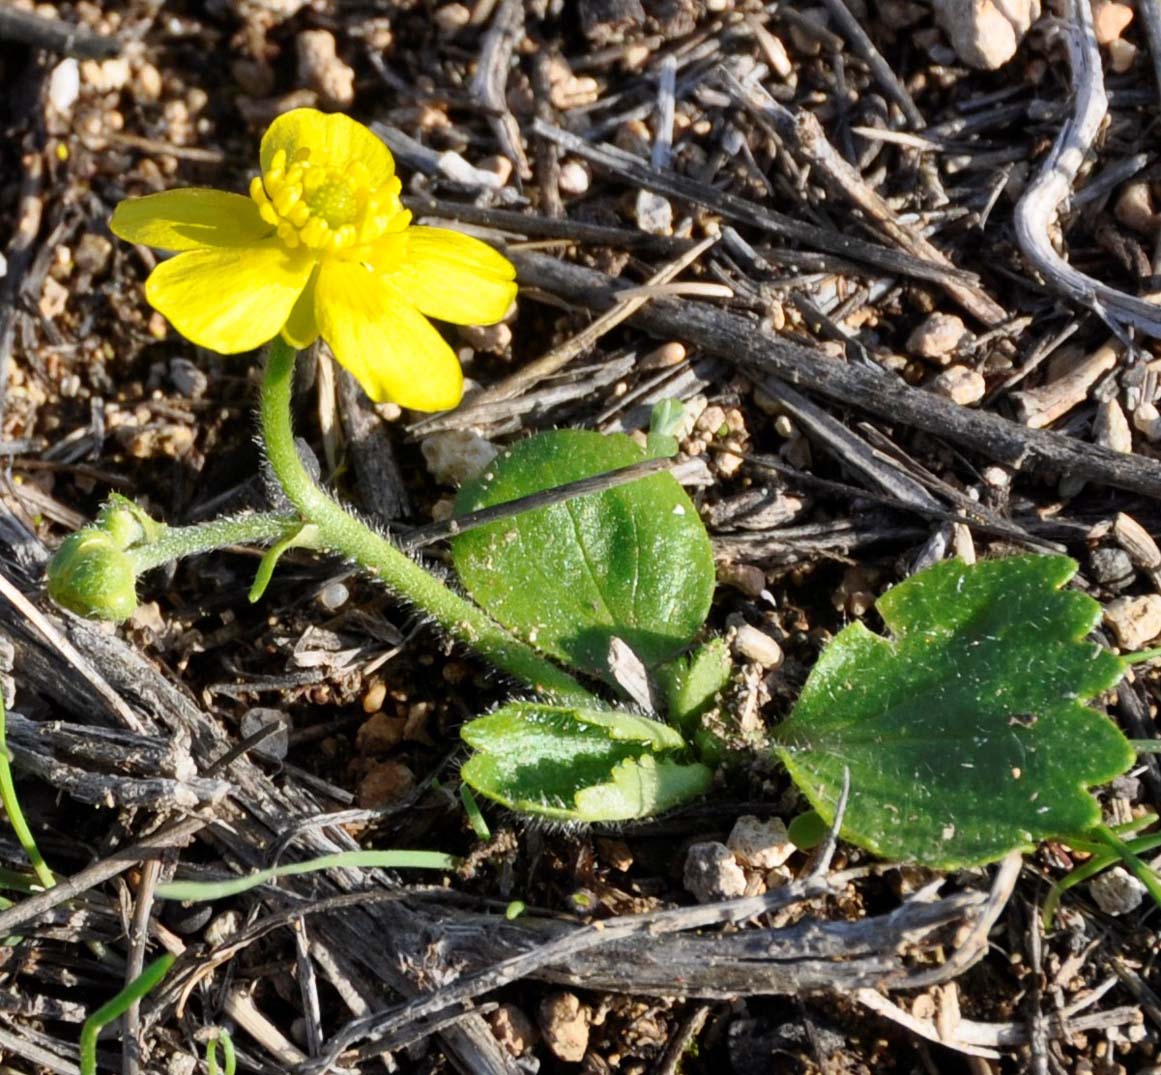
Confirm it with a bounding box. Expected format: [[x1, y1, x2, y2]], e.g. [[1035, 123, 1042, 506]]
[[512, 250, 1161, 500]]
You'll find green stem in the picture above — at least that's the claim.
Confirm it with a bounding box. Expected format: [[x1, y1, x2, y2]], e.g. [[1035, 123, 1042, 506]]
[[80, 954, 175, 1075], [1093, 823, 1161, 907], [0, 693, 54, 891], [260, 338, 592, 703], [1130, 738, 1161, 754], [1124, 645, 1161, 665], [126, 512, 306, 574]]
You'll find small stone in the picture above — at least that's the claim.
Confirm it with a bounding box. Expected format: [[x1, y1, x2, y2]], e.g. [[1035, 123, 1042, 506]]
[[362, 680, 388, 713], [317, 581, 349, 611], [490, 1003, 537, 1057], [434, 2, 471, 34], [558, 160, 590, 195], [906, 312, 968, 363], [684, 841, 747, 903], [930, 365, 986, 406], [1114, 181, 1156, 234], [357, 760, 416, 807], [204, 910, 241, 946], [166, 1054, 197, 1075], [422, 430, 499, 486], [457, 321, 512, 352], [239, 707, 291, 762], [727, 815, 794, 870], [1108, 36, 1138, 73], [1103, 593, 1161, 649], [982, 464, 1011, 487], [135, 61, 163, 101], [1089, 866, 1147, 915], [538, 992, 589, 1062], [1089, 547, 1135, 591], [48, 58, 80, 115], [39, 276, 68, 320], [355, 712, 407, 754], [731, 624, 784, 669], [1094, 399, 1133, 453], [640, 342, 687, 370], [933, 0, 1040, 70], [74, 233, 113, 275], [1133, 401, 1161, 442], [1093, 1, 1133, 46], [717, 562, 767, 599], [636, 190, 673, 235], [476, 154, 513, 185], [296, 29, 355, 108], [168, 357, 207, 398], [81, 56, 131, 92]]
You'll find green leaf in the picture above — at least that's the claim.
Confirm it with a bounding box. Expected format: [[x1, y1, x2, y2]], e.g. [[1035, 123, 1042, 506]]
[[461, 702, 713, 821], [452, 430, 714, 679], [655, 638, 732, 735], [772, 556, 1134, 869]]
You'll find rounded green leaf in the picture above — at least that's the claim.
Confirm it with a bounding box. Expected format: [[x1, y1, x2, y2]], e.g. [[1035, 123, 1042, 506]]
[[772, 556, 1134, 869], [452, 430, 714, 679], [461, 702, 712, 822]]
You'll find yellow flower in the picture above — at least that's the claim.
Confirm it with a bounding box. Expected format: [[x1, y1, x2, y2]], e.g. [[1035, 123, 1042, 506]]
[[110, 109, 517, 411]]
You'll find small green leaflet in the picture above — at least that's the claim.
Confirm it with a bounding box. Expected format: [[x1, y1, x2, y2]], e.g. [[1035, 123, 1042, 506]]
[[772, 556, 1133, 869], [452, 430, 715, 681], [461, 702, 713, 822]]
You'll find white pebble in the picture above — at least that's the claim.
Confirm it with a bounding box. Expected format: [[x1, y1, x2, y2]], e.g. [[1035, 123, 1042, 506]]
[[48, 58, 80, 115], [727, 815, 794, 869], [930, 365, 986, 406], [422, 430, 499, 487], [1089, 866, 1147, 915], [558, 160, 590, 196], [906, 312, 968, 363]]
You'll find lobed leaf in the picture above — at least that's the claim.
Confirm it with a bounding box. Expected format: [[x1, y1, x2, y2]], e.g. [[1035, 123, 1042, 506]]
[[772, 556, 1133, 869]]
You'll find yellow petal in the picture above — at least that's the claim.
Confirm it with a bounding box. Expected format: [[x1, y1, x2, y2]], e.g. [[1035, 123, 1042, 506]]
[[110, 190, 270, 251], [283, 267, 320, 348], [314, 259, 463, 411], [375, 227, 517, 325], [145, 241, 314, 354], [260, 108, 395, 185]]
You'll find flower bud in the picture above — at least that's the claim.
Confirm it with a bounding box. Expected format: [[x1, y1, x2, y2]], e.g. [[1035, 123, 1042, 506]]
[[46, 529, 138, 622], [96, 494, 161, 549]]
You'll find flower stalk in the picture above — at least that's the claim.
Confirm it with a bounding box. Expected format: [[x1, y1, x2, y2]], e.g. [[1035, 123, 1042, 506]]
[[260, 337, 592, 703]]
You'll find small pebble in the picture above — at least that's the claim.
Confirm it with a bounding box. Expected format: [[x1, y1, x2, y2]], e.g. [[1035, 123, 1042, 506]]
[[204, 910, 242, 946], [727, 815, 794, 870], [684, 841, 747, 903], [363, 680, 387, 713], [317, 581, 349, 611], [357, 760, 416, 808], [421, 430, 498, 486], [48, 58, 80, 115], [434, 2, 471, 33], [930, 365, 985, 406], [1089, 866, 1146, 915], [906, 312, 968, 363], [168, 357, 207, 398], [1103, 593, 1161, 649], [296, 29, 355, 108], [558, 159, 590, 195], [355, 712, 407, 754], [731, 624, 784, 669], [1116, 182, 1157, 235], [538, 992, 589, 1062], [1108, 36, 1137, 73], [1094, 399, 1133, 453], [932, 0, 1038, 70], [490, 1003, 537, 1057], [1089, 547, 1135, 591], [239, 707, 291, 762], [1093, 1, 1134, 46], [1133, 401, 1161, 442]]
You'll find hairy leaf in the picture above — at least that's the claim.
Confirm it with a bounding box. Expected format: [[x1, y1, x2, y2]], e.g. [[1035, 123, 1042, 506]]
[[772, 556, 1133, 868], [452, 430, 714, 679], [462, 702, 712, 822]]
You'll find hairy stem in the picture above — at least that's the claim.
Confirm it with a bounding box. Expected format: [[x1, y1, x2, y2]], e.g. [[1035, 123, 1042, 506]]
[[260, 338, 592, 703], [127, 512, 307, 574]]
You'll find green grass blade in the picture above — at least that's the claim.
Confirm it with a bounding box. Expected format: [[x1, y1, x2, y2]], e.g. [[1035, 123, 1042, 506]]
[[80, 954, 175, 1075], [0, 692, 54, 890], [155, 849, 457, 902]]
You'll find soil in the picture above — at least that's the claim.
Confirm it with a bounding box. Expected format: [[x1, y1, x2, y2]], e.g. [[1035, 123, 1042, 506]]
[[0, 1, 1160, 1074]]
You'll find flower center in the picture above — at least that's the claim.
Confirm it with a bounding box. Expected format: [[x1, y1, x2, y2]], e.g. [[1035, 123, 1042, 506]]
[[250, 147, 409, 253]]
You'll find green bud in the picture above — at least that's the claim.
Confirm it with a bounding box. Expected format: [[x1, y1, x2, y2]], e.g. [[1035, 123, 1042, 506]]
[[96, 494, 162, 549], [46, 529, 138, 622]]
